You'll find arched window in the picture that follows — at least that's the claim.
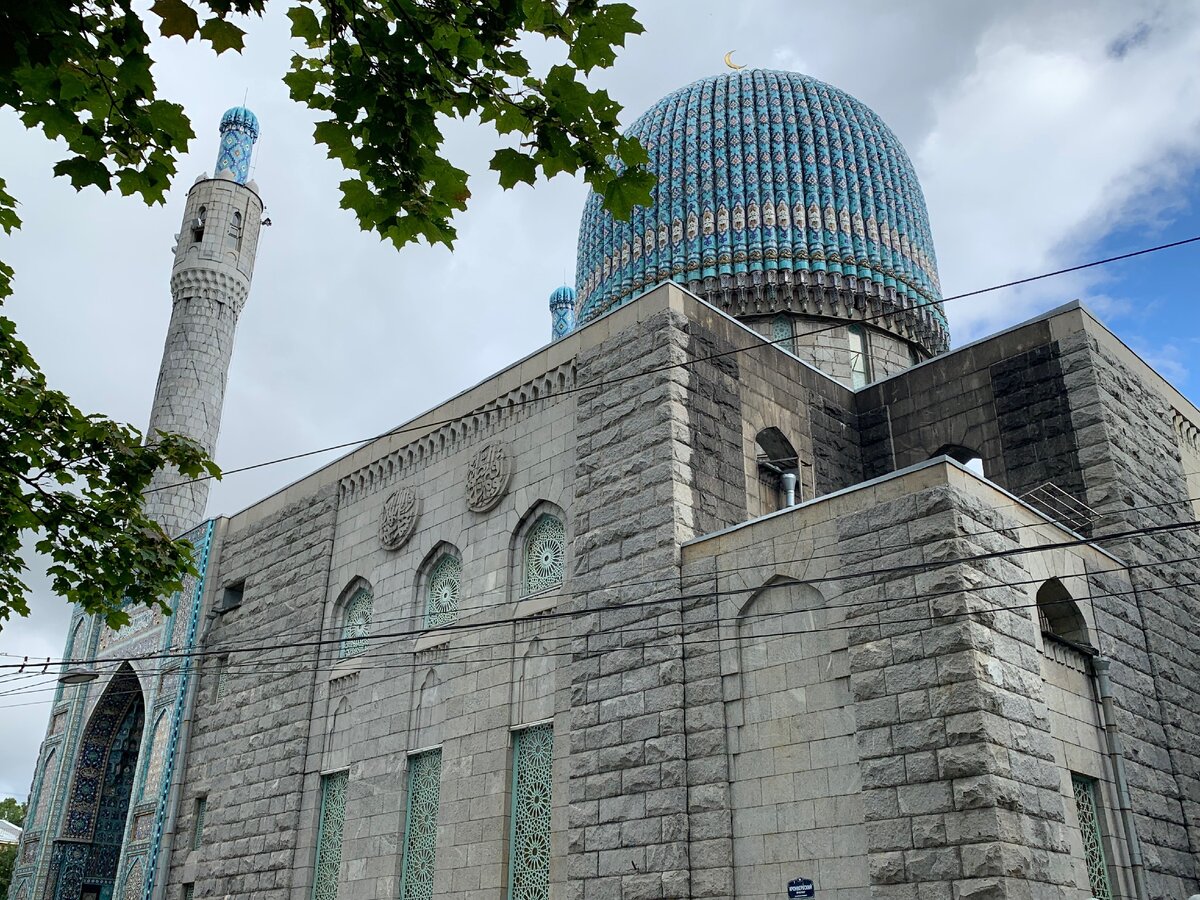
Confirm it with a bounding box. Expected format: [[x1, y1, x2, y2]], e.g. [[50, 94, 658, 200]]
[[848, 324, 871, 388], [1037, 579, 1091, 647], [192, 206, 206, 242], [755, 427, 800, 510], [227, 210, 243, 248], [523, 514, 566, 595], [339, 587, 373, 658], [933, 444, 985, 477], [425, 554, 461, 629]]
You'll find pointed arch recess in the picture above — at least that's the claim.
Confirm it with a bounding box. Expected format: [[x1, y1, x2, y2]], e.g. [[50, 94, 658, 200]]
[[50, 663, 146, 900]]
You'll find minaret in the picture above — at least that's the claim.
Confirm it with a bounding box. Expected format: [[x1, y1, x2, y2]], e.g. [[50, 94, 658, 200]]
[[142, 107, 264, 536], [549, 284, 576, 341]]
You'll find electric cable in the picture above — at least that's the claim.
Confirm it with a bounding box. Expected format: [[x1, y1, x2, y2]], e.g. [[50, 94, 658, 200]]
[[5, 568, 1199, 709], [57, 473, 1200, 670], [3, 515, 1197, 678], [141, 234, 1200, 495]]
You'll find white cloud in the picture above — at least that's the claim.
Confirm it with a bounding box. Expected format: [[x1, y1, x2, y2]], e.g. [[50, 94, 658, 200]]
[[918, 1, 1200, 340]]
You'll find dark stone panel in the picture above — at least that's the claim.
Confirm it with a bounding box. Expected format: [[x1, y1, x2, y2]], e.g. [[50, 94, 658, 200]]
[[990, 342, 1088, 512], [682, 320, 748, 536]]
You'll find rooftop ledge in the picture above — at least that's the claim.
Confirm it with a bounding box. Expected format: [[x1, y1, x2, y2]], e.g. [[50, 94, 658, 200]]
[[682, 454, 1125, 569]]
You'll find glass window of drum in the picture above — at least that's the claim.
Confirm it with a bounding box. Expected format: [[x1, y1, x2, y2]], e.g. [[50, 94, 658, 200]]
[[523, 515, 565, 596], [1071, 774, 1112, 900], [313, 771, 349, 900], [508, 723, 554, 900], [339, 588, 372, 658], [771, 314, 795, 355], [399, 749, 442, 900], [425, 556, 461, 629], [848, 325, 871, 389]]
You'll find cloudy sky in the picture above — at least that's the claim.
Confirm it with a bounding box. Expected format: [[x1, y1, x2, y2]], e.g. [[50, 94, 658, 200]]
[[3, 0, 1200, 799]]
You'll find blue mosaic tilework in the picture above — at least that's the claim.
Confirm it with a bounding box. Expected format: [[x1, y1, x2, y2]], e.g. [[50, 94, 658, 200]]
[[50, 664, 145, 899], [141, 520, 213, 900], [548, 285, 576, 341], [575, 70, 946, 342], [214, 106, 259, 184]]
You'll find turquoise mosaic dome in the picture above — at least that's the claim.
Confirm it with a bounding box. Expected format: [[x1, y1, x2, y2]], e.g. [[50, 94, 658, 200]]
[[575, 70, 948, 353]]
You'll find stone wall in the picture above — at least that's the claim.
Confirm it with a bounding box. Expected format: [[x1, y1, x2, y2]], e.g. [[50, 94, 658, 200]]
[[854, 304, 1200, 897], [857, 316, 1079, 493], [306, 347, 580, 899], [165, 488, 337, 899], [1054, 322, 1200, 896], [567, 303, 697, 900], [680, 460, 1146, 899]]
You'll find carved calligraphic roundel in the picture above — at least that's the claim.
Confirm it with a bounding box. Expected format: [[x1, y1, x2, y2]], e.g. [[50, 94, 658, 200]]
[[379, 488, 420, 550], [465, 442, 512, 513]]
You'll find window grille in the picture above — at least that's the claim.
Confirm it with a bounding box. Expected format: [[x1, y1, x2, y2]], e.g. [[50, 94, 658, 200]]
[[339, 589, 372, 658], [425, 556, 461, 629], [183, 885, 195, 900], [771, 314, 795, 355], [508, 724, 554, 900], [1071, 775, 1112, 900], [215, 655, 229, 700], [399, 750, 442, 900], [192, 796, 207, 850], [523, 516, 565, 596], [313, 771, 349, 900]]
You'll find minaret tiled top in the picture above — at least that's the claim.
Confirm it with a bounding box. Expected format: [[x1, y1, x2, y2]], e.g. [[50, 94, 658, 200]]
[[214, 106, 260, 184], [575, 69, 948, 356], [549, 284, 577, 342]]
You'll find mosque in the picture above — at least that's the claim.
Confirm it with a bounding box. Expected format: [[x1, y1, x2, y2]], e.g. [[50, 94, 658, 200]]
[[9, 67, 1200, 900]]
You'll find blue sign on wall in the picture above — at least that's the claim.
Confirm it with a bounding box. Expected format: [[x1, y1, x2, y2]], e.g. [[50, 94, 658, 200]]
[[787, 877, 815, 898]]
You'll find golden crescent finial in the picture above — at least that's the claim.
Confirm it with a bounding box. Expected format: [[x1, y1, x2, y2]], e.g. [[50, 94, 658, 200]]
[[724, 50, 746, 70]]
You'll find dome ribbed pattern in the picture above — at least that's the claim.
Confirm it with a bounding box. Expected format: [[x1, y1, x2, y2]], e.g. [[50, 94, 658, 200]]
[[575, 70, 947, 352], [548, 285, 576, 309]]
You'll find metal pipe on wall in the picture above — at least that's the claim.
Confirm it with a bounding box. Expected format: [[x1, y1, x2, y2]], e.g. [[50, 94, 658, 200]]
[[1091, 656, 1148, 900]]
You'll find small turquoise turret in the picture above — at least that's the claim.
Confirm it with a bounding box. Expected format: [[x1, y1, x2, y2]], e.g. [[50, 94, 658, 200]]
[[214, 106, 260, 184], [549, 284, 576, 341]]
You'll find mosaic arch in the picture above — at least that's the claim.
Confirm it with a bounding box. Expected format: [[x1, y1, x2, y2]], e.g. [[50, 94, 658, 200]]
[[49, 664, 146, 900]]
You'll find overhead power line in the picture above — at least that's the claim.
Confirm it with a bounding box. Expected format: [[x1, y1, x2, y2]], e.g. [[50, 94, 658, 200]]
[[4, 514, 1197, 674], [2, 563, 1198, 709], [143, 233, 1200, 495]]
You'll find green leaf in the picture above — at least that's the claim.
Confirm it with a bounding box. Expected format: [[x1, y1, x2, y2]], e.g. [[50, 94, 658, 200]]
[[150, 0, 201, 40], [569, 3, 643, 71], [490, 148, 538, 189], [52, 157, 113, 192], [199, 16, 246, 53], [599, 167, 655, 220], [287, 4, 322, 46]]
